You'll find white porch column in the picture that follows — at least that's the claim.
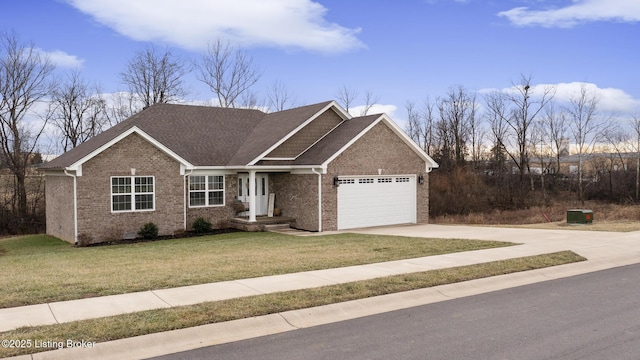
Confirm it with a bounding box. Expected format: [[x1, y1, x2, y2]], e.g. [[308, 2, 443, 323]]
[[248, 170, 256, 222]]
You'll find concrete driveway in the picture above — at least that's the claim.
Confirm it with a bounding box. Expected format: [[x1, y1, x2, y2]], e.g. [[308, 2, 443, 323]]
[[351, 223, 640, 265]]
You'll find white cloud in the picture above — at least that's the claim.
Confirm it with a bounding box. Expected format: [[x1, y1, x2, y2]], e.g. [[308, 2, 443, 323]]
[[480, 82, 640, 115], [65, 0, 364, 53], [552, 82, 640, 114], [35, 49, 84, 68], [498, 0, 640, 27], [348, 104, 398, 118]]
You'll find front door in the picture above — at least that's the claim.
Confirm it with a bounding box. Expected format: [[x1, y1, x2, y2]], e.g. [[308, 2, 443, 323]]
[[238, 174, 269, 216]]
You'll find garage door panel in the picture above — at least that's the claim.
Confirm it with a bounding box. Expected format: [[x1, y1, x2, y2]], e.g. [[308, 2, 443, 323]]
[[337, 176, 416, 230]]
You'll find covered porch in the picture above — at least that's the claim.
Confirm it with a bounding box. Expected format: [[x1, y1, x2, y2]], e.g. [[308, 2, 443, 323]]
[[233, 167, 324, 233]]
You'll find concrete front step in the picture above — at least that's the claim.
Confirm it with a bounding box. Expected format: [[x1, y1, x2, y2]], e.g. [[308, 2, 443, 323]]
[[263, 223, 291, 231], [230, 216, 296, 232]]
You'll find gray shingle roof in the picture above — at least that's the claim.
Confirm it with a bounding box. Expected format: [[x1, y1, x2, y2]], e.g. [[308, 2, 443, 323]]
[[227, 101, 333, 165], [293, 114, 380, 165], [41, 101, 337, 169]]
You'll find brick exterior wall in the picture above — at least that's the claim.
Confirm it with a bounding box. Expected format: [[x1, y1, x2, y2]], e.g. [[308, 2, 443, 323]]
[[45, 173, 75, 243], [185, 174, 236, 230], [45, 117, 430, 242], [267, 109, 343, 158], [75, 133, 184, 245], [270, 173, 319, 231], [322, 122, 430, 231]]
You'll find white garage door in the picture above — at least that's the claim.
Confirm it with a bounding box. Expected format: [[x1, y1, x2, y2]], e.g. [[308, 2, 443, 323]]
[[337, 175, 416, 230]]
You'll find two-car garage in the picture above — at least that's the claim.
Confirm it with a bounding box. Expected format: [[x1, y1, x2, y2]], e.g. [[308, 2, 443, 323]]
[[336, 175, 417, 230]]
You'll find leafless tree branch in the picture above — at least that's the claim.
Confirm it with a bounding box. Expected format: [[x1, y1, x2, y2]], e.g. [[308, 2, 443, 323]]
[[194, 39, 262, 108], [0, 30, 54, 223], [120, 45, 189, 108], [51, 70, 106, 151]]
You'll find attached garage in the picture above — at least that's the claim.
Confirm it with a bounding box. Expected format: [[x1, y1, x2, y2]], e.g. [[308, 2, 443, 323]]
[[337, 175, 417, 230]]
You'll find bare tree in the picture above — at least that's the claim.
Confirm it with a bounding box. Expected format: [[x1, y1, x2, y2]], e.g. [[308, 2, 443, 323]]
[[485, 93, 509, 174], [435, 85, 476, 167], [601, 126, 630, 199], [484, 75, 555, 197], [406, 98, 437, 156], [120, 45, 189, 108], [360, 90, 380, 116], [530, 119, 552, 201], [239, 90, 262, 109], [195, 39, 262, 108], [421, 98, 436, 155], [405, 101, 422, 147], [103, 92, 144, 126], [51, 70, 106, 151], [565, 83, 607, 205], [335, 85, 358, 113], [542, 101, 568, 174], [266, 80, 296, 112], [466, 92, 483, 169], [0, 31, 54, 227]]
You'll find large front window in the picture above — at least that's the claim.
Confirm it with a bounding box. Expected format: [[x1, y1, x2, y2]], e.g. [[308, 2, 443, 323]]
[[111, 176, 154, 212], [189, 175, 225, 207]]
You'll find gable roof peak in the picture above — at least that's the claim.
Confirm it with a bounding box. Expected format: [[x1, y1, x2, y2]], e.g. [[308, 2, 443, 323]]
[[41, 100, 356, 171]]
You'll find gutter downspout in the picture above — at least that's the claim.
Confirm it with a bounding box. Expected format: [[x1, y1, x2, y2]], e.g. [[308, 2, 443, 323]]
[[311, 168, 322, 232], [183, 169, 193, 231], [64, 169, 78, 245]]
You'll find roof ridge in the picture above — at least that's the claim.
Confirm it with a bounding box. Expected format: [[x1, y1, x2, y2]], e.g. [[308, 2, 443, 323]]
[[41, 101, 340, 170]]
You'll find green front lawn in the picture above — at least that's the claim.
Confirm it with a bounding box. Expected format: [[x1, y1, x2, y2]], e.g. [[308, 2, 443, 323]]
[[0, 232, 513, 308], [0, 251, 586, 358]]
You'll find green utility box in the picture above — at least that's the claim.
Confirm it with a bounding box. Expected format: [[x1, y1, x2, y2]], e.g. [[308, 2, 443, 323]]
[[567, 209, 593, 224]]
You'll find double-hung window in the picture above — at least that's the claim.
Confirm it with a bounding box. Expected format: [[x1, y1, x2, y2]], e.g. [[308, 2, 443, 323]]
[[111, 176, 155, 212], [189, 175, 225, 207]]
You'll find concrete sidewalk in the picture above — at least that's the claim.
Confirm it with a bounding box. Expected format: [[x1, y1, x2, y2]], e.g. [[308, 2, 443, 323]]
[[3, 224, 640, 360]]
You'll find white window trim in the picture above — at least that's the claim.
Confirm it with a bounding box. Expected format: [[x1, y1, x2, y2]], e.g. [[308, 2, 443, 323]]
[[110, 176, 155, 213], [189, 175, 226, 208]]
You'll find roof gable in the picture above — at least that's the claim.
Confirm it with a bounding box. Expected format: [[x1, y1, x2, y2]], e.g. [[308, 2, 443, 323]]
[[263, 105, 345, 160], [292, 114, 379, 165], [227, 101, 344, 166], [42, 103, 266, 169], [72, 126, 192, 173], [295, 114, 439, 171], [40, 101, 436, 172]]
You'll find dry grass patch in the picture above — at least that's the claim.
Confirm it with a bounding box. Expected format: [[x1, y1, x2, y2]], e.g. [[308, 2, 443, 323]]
[[432, 201, 640, 232], [0, 233, 512, 308], [506, 221, 640, 232], [0, 251, 585, 358]]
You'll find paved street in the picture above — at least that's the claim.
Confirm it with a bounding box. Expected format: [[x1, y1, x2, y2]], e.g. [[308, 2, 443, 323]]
[[153, 263, 640, 360]]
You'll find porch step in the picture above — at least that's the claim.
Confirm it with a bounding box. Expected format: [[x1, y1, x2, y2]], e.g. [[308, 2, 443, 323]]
[[263, 223, 291, 231], [230, 216, 296, 232]]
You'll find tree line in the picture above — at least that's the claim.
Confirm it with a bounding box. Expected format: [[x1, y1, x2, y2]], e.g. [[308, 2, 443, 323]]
[[405, 76, 640, 216], [0, 31, 269, 234], [1, 29, 639, 234]]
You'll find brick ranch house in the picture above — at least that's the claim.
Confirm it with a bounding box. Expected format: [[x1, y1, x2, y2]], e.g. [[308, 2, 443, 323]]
[[40, 101, 438, 245]]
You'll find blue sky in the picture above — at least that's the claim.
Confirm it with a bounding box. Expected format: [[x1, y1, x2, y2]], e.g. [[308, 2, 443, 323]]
[[2, 0, 639, 130]]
